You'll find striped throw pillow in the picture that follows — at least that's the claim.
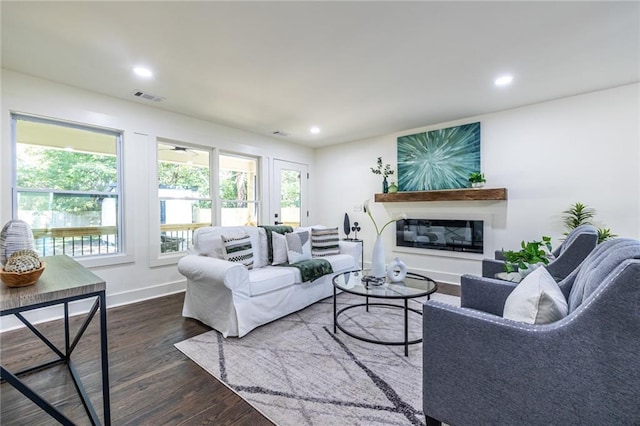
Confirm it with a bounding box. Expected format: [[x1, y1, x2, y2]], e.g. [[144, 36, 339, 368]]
[[311, 227, 340, 257], [221, 233, 254, 269]]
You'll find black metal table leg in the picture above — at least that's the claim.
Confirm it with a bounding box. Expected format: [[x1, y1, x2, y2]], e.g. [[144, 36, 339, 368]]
[[99, 291, 111, 425], [404, 299, 409, 356], [0, 366, 74, 425], [333, 285, 337, 334]]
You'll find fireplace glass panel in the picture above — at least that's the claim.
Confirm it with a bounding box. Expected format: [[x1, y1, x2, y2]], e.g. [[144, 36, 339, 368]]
[[396, 219, 483, 254]]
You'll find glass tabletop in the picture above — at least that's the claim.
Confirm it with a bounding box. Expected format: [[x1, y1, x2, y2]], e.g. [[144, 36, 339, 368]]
[[332, 270, 437, 299]]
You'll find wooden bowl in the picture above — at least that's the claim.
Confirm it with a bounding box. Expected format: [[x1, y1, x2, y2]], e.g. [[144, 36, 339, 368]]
[[1, 262, 45, 288]]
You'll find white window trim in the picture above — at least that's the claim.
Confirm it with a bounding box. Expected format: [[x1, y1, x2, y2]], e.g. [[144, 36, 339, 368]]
[[11, 113, 134, 268], [149, 139, 216, 267]]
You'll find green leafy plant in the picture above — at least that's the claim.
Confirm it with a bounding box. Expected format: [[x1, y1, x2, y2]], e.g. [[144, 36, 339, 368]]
[[562, 202, 616, 243], [468, 172, 486, 184], [562, 202, 595, 229], [370, 157, 394, 178], [503, 236, 553, 273], [597, 228, 617, 243]]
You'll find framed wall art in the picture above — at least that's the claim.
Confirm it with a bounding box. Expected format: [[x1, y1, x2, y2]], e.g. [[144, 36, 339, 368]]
[[397, 122, 480, 191]]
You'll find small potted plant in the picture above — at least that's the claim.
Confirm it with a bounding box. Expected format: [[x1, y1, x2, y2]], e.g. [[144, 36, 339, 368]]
[[468, 172, 486, 189], [370, 157, 395, 193], [503, 236, 553, 277]]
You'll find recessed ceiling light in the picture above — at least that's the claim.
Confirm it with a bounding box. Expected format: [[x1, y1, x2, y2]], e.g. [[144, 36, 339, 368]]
[[310, 126, 321, 134], [133, 67, 153, 78], [494, 74, 513, 87]]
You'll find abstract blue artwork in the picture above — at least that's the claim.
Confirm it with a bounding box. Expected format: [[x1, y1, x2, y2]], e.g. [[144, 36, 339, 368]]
[[397, 122, 480, 191]]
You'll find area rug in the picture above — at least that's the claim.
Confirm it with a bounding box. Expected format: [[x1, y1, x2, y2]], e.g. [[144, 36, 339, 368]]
[[175, 292, 460, 426]]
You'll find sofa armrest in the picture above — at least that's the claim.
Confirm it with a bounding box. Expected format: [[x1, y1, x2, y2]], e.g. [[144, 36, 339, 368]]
[[460, 274, 517, 316], [339, 240, 362, 266], [178, 254, 251, 297]]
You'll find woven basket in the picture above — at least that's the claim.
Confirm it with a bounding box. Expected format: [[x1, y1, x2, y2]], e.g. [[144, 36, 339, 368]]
[[1, 262, 45, 288]]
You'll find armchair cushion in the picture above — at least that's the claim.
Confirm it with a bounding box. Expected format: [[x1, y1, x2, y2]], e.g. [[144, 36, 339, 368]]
[[503, 266, 568, 324], [568, 238, 640, 312]]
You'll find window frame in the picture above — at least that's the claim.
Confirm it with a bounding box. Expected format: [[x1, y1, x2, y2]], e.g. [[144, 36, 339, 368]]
[[11, 113, 130, 267], [218, 152, 261, 227], [150, 138, 216, 266]]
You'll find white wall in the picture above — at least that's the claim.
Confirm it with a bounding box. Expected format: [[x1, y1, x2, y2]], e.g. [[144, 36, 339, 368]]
[[0, 70, 315, 330], [315, 84, 640, 284]]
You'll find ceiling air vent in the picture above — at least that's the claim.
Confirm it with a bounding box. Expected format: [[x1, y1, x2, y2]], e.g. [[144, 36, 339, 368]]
[[272, 130, 289, 136], [133, 90, 165, 102]]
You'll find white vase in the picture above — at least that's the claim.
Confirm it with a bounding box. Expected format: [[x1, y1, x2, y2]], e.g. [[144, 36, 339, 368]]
[[370, 235, 386, 278]]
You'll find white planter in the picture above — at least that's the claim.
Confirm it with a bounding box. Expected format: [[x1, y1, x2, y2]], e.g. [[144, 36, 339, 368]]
[[370, 235, 386, 278]]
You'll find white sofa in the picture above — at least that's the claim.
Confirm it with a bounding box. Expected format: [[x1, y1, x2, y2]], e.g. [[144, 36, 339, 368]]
[[178, 225, 361, 337]]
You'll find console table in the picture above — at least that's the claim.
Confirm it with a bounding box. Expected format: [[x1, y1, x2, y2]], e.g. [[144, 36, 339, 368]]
[[0, 255, 111, 425]]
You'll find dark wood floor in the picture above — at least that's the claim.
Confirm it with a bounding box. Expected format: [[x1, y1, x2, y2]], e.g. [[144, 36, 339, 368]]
[[0, 284, 460, 425]]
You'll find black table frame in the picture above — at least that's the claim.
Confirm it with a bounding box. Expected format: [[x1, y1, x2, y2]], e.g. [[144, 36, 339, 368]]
[[333, 271, 436, 356], [0, 290, 110, 425]]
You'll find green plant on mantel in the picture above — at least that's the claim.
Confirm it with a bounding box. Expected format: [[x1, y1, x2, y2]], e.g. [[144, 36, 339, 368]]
[[503, 236, 553, 273], [562, 201, 617, 244], [468, 171, 486, 184], [370, 157, 394, 178]]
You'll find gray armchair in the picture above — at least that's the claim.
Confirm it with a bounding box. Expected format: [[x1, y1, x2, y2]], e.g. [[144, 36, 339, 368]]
[[423, 238, 640, 425], [482, 224, 598, 281]]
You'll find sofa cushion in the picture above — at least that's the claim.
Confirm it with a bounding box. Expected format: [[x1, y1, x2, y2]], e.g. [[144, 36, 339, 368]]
[[503, 266, 568, 324], [323, 253, 357, 273], [193, 226, 268, 268], [286, 231, 312, 263], [311, 227, 340, 257], [272, 232, 288, 265], [221, 233, 254, 269], [248, 267, 297, 296]]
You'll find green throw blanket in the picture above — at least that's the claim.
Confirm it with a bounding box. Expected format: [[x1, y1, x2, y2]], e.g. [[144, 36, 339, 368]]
[[259, 225, 293, 264], [285, 258, 333, 283]]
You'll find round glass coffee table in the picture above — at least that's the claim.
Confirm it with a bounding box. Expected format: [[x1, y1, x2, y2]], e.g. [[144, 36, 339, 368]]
[[332, 270, 437, 356]]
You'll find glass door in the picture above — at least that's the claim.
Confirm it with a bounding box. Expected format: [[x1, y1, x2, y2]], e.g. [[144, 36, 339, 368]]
[[272, 160, 308, 228]]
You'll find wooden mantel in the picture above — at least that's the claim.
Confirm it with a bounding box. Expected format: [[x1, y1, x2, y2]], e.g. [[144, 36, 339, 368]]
[[374, 187, 508, 202]]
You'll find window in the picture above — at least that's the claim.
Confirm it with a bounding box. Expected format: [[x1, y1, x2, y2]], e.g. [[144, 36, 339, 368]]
[[12, 114, 122, 258], [219, 154, 259, 226], [157, 141, 212, 254]]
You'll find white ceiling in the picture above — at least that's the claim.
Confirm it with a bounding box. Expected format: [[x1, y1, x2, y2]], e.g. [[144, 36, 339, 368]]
[[2, 1, 638, 148]]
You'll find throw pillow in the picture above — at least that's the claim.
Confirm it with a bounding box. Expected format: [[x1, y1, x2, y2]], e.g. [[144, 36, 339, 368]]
[[503, 266, 568, 324], [285, 231, 312, 263], [272, 232, 288, 265], [311, 227, 340, 257], [221, 233, 254, 269]]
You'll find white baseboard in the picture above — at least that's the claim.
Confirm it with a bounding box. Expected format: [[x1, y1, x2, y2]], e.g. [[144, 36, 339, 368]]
[[363, 262, 460, 286], [0, 279, 187, 333], [107, 279, 186, 309]]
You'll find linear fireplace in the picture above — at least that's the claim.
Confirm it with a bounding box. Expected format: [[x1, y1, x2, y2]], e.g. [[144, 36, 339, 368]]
[[396, 219, 484, 254]]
